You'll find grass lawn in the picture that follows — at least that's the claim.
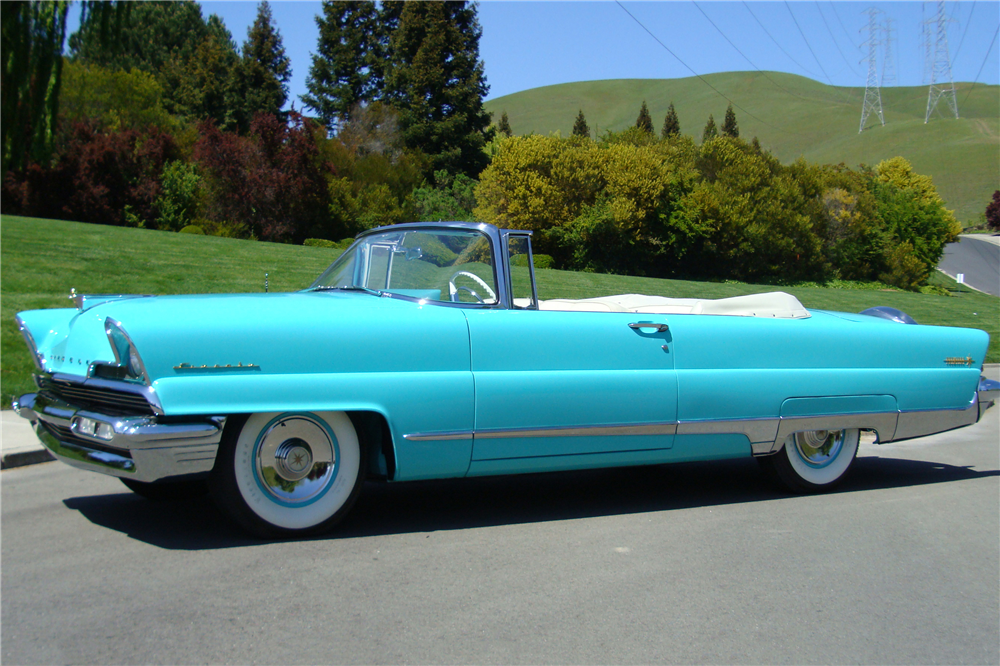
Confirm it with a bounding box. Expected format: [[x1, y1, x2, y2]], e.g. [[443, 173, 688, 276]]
[[2, 215, 997, 406]]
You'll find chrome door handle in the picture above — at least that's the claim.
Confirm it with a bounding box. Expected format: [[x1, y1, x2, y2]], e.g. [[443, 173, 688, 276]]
[[628, 322, 668, 332]]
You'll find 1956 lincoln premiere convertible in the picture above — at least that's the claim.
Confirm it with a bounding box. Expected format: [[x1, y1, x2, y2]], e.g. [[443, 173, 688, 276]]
[[13, 222, 1000, 537]]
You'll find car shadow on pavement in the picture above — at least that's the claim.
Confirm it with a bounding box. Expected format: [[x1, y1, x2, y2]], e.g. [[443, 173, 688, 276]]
[[61, 452, 998, 550]]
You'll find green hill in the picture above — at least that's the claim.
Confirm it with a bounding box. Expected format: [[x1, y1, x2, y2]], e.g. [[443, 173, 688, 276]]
[[484, 72, 999, 224]]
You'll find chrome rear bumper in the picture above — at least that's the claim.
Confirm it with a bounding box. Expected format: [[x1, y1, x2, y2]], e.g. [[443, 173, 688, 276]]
[[13, 392, 224, 482]]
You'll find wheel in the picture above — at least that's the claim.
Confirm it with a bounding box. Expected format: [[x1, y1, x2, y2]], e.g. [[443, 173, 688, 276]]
[[210, 412, 366, 538], [448, 270, 497, 303], [120, 477, 208, 501], [758, 428, 859, 493]]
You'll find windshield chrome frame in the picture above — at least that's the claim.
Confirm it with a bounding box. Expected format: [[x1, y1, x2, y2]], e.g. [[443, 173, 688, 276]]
[[311, 222, 520, 310]]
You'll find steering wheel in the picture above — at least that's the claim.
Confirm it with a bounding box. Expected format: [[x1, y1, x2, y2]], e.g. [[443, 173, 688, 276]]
[[448, 271, 497, 304]]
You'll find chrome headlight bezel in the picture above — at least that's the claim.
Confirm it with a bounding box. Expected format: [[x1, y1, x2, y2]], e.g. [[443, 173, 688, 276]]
[[105, 318, 149, 385]]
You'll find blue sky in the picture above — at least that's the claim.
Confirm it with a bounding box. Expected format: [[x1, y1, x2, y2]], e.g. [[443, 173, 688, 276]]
[[71, 1, 1000, 107]]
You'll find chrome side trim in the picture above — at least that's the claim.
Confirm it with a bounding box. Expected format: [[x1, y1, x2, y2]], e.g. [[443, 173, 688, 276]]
[[775, 412, 899, 448], [403, 430, 474, 442], [475, 423, 678, 439], [677, 418, 779, 444], [892, 401, 978, 442]]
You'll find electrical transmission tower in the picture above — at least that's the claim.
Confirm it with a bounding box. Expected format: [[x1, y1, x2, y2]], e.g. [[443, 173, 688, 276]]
[[925, 0, 958, 122], [920, 3, 933, 84], [859, 7, 884, 133], [881, 17, 897, 88]]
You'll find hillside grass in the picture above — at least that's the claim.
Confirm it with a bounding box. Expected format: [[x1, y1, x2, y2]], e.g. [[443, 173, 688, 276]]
[[484, 72, 1000, 223], [2, 215, 996, 405]]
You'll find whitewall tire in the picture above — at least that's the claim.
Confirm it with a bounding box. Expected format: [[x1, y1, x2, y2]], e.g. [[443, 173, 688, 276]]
[[211, 411, 366, 538], [760, 428, 860, 493]]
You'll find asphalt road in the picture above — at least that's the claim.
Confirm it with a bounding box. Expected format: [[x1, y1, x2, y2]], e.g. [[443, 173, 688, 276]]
[[3, 405, 998, 665], [938, 235, 1000, 296]]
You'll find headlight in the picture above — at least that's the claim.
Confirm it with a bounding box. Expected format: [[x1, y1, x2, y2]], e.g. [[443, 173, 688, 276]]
[[105, 318, 149, 384]]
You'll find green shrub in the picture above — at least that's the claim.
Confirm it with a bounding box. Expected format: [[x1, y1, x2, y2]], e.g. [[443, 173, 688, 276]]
[[304, 238, 338, 248], [179, 225, 205, 235], [513, 253, 555, 269]]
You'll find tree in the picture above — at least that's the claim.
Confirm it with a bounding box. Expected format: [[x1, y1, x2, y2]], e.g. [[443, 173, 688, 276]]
[[240, 1, 292, 125], [661, 103, 679, 138], [302, 0, 380, 132], [987, 190, 1000, 231], [722, 103, 739, 138], [2, 1, 70, 173], [382, 1, 492, 178], [163, 17, 243, 130], [69, 1, 207, 74], [497, 111, 513, 137], [572, 109, 589, 138], [635, 100, 653, 133], [702, 114, 717, 143]]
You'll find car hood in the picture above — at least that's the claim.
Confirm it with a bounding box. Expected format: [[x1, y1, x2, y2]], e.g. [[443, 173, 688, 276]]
[[18, 291, 472, 382]]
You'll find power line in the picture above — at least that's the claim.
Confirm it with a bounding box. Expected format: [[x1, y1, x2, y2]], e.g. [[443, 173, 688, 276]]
[[692, 2, 818, 103], [951, 0, 975, 66], [614, 1, 805, 137], [815, 2, 861, 78], [741, 1, 817, 78], [785, 1, 834, 85], [962, 24, 999, 107], [828, 2, 857, 49]]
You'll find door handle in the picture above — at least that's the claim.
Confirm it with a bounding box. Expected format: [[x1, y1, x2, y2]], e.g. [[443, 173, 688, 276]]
[[628, 322, 668, 332]]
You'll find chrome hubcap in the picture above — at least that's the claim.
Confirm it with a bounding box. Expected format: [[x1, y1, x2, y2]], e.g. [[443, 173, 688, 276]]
[[793, 429, 844, 468], [255, 416, 338, 504]]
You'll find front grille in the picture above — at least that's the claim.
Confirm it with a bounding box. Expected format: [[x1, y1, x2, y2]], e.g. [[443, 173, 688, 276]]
[[37, 376, 155, 416]]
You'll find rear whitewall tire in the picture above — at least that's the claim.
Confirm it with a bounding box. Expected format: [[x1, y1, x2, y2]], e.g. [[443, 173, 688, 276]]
[[211, 411, 365, 538], [760, 428, 860, 493]]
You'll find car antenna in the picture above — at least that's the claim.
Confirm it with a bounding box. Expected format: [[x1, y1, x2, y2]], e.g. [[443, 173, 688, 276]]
[[265, 273, 269, 293]]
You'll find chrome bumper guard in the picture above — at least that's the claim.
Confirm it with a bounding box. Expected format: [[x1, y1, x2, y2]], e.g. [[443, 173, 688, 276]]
[[12, 392, 224, 483]]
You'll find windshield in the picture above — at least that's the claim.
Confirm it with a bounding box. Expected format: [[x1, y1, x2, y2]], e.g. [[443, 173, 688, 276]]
[[310, 228, 498, 305]]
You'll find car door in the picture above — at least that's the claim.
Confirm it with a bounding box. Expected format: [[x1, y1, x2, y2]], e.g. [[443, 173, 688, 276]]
[[463, 308, 677, 466]]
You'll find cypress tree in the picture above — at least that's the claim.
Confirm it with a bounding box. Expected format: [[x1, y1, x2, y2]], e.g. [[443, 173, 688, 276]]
[[635, 100, 653, 133], [382, 1, 491, 178], [722, 103, 739, 138], [303, 0, 380, 132], [240, 1, 291, 124], [572, 109, 589, 138], [751, 136, 762, 153], [702, 114, 718, 143], [498, 111, 513, 137], [661, 102, 679, 138]]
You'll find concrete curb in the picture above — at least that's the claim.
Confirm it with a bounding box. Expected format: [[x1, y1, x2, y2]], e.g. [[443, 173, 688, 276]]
[[1, 449, 55, 470]]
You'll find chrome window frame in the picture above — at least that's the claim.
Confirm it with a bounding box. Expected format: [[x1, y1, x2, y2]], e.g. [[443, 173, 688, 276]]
[[321, 222, 521, 310]]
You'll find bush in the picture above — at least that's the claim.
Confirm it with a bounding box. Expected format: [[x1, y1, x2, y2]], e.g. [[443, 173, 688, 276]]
[[179, 224, 205, 234], [304, 238, 338, 248], [513, 253, 555, 269]]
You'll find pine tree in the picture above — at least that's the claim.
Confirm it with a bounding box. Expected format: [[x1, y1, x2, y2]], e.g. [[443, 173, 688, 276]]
[[702, 114, 718, 143], [240, 1, 291, 125], [382, 1, 491, 178], [722, 103, 739, 138], [302, 0, 380, 132], [661, 102, 679, 138], [572, 109, 590, 138], [498, 111, 513, 137], [635, 100, 653, 133]]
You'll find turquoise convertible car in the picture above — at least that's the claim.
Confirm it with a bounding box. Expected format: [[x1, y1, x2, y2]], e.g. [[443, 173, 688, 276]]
[[13, 222, 999, 537]]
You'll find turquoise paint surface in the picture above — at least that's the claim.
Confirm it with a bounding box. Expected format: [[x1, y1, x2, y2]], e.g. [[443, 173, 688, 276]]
[[779, 395, 898, 416]]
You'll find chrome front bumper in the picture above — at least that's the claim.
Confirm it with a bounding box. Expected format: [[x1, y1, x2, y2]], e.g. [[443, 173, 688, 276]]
[[13, 392, 224, 483]]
